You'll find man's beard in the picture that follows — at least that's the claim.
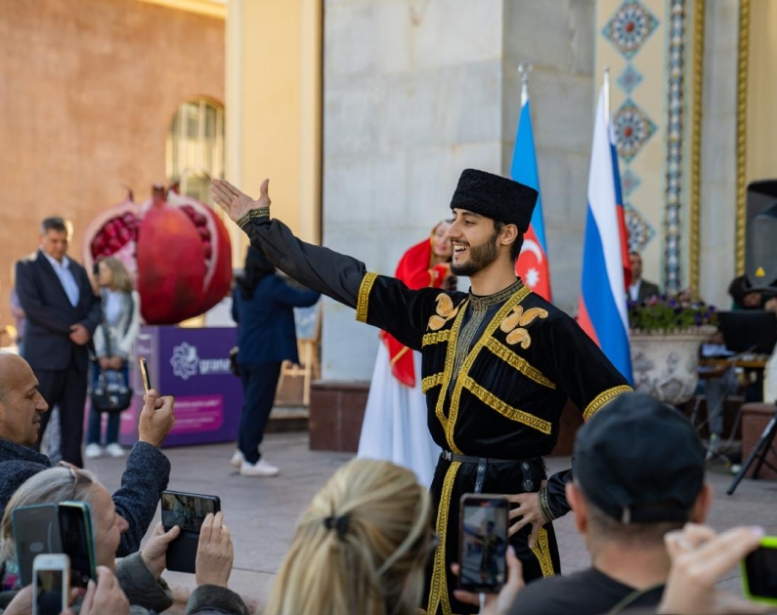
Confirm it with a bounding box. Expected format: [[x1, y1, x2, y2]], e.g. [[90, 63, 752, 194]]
[[450, 231, 499, 277]]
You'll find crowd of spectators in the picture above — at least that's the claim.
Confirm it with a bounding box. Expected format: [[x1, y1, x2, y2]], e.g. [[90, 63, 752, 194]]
[[0, 217, 771, 615]]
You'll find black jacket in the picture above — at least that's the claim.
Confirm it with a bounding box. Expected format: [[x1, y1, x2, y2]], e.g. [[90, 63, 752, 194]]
[[0, 438, 170, 556], [15, 251, 102, 372]]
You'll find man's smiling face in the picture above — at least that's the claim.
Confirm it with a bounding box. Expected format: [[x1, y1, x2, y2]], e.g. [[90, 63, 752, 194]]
[[447, 209, 501, 277]]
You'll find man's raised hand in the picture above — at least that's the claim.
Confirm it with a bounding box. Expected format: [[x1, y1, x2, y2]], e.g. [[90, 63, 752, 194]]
[[138, 388, 175, 448], [210, 178, 271, 224]]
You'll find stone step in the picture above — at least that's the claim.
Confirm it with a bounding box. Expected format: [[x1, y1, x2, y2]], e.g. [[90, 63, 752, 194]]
[[266, 406, 309, 434]]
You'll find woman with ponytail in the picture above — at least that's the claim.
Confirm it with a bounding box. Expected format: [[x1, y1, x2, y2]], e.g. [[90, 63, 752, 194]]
[[264, 458, 435, 615]]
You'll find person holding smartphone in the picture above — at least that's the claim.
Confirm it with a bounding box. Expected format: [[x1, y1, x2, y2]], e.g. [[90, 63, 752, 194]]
[[0, 468, 246, 615], [85, 257, 141, 460]]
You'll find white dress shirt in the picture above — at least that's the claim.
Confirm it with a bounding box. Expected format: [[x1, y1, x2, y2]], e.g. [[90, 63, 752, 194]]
[[42, 251, 80, 307], [628, 280, 642, 302]]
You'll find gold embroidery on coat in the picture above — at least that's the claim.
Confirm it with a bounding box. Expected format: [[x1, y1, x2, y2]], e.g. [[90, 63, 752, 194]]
[[433, 303, 468, 453], [463, 377, 552, 434], [422, 330, 451, 347], [426, 461, 460, 615], [484, 338, 556, 389], [583, 385, 633, 421], [355, 273, 378, 323], [445, 286, 532, 450], [421, 373, 445, 394], [531, 527, 556, 578], [428, 294, 460, 331], [500, 305, 549, 349]]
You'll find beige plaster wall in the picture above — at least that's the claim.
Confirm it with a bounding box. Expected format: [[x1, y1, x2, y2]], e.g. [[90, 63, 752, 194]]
[[0, 0, 224, 333]]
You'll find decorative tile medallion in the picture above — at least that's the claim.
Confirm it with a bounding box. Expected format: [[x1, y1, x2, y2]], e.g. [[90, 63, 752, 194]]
[[624, 202, 655, 252], [663, 0, 686, 293], [616, 64, 644, 94], [620, 169, 642, 198], [612, 99, 657, 163], [602, 0, 660, 60]]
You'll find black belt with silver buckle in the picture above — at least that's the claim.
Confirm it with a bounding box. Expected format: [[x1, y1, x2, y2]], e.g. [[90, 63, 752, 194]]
[[440, 450, 542, 494], [440, 450, 522, 465]]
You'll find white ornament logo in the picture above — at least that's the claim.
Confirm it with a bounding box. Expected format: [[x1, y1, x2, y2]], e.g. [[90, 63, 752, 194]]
[[170, 343, 199, 380]]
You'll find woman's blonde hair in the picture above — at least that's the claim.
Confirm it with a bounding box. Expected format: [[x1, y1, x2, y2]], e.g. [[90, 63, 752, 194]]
[[0, 467, 100, 566], [97, 257, 133, 293], [264, 459, 433, 615]]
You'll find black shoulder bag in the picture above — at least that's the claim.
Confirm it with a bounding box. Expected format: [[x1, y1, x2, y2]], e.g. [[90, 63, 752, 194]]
[[91, 302, 133, 414]]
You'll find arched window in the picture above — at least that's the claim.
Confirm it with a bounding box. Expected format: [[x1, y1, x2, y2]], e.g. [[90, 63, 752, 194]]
[[166, 97, 225, 203]]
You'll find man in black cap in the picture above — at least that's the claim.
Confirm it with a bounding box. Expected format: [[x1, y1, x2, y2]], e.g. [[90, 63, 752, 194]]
[[504, 392, 711, 615], [211, 170, 630, 615]]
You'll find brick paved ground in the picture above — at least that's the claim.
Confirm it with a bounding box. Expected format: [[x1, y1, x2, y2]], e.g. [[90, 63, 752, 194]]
[[88, 432, 777, 613]]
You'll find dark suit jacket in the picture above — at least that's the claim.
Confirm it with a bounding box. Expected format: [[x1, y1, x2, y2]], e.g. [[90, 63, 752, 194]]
[[636, 279, 660, 302], [15, 250, 102, 372], [232, 274, 320, 365]]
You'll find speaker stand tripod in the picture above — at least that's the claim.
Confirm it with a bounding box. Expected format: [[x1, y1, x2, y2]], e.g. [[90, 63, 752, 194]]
[[727, 401, 777, 495]]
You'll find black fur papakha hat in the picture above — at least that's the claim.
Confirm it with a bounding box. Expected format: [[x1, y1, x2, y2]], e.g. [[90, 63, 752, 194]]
[[450, 169, 538, 232]]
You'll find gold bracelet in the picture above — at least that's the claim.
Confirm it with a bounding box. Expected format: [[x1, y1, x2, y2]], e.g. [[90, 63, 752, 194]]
[[237, 207, 271, 229]]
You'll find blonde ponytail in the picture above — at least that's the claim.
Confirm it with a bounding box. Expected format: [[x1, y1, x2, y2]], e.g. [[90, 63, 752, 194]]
[[265, 459, 432, 615]]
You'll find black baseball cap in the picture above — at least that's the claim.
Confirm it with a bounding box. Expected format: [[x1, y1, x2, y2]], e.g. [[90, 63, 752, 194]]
[[573, 392, 706, 524]]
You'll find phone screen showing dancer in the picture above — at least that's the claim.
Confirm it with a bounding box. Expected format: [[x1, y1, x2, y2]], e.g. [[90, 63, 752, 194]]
[[458, 495, 509, 592]]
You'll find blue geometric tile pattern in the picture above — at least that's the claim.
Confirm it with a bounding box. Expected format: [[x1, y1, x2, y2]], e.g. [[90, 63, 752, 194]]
[[617, 64, 644, 94], [621, 169, 642, 198], [602, 0, 660, 60], [624, 202, 655, 252], [663, 0, 687, 293], [612, 99, 657, 163]]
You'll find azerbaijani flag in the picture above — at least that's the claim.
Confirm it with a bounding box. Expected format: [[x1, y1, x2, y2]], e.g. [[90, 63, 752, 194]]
[[511, 98, 552, 302], [578, 88, 633, 384]]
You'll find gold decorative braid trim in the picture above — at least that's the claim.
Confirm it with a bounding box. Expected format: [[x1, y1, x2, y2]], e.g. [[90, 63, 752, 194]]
[[237, 207, 271, 229], [463, 377, 552, 435], [689, 0, 706, 294], [355, 273, 378, 324], [422, 373, 445, 394], [434, 301, 468, 454], [446, 286, 532, 452], [538, 488, 555, 523], [485, 338, 556, 390], [583, 385, 633, 421], [426, 461, 460, 615], [422, 330, 451, 347], [531, 527, 555, 578], [735, 0, 750, 276]]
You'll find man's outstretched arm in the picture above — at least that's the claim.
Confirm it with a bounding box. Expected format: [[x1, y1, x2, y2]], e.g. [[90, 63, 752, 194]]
[[212, 178, 364, 307]]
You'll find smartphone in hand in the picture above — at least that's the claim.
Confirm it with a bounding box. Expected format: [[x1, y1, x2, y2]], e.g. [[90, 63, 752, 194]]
[[32, 553, 70, 615], [742, 536, 777, 606], [458, 494, 509, 593], [160, 490, 221, 573], [138, 356, 152, 393]]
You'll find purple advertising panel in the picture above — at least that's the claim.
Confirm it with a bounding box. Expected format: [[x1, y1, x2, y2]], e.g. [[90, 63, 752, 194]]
[[120, 326, 242, 448]]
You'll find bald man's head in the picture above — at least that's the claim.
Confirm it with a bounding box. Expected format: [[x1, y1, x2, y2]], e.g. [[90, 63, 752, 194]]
[[0, 352, 49, 446]]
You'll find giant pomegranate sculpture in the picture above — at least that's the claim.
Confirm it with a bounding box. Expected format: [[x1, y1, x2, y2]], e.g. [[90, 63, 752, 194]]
[[84, 185, 233, 325]]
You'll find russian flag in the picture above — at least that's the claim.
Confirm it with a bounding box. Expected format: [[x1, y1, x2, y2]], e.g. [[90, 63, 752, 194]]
[[512, 98, 552, 302], [578, 88, 633, 384]]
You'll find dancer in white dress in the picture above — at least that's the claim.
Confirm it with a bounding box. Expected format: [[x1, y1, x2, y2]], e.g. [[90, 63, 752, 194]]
[[357, 221, 454, 486]]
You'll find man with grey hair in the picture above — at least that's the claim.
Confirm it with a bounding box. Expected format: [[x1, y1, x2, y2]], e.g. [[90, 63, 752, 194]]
[[15, 216, 101, 467], [0, 351, 175, 556]]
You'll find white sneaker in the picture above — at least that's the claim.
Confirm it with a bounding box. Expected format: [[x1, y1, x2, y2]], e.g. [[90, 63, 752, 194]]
[[239, 459, 279, 477], [230, 450, 244, 468], [105, 443, 125, 458], [84, 444, 103, 459]]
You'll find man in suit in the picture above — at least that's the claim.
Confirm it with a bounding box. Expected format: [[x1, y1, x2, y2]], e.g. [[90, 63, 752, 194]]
[[628, 251, 660, 303], [15, 216, 102, 467]]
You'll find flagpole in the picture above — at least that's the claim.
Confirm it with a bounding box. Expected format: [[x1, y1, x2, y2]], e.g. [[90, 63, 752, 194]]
[[519, 62, 532, 107], [603, 66, 610, 120]]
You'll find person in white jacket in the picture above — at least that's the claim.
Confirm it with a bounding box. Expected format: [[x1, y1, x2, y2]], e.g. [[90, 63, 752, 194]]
[[85, 257, 141, 459]]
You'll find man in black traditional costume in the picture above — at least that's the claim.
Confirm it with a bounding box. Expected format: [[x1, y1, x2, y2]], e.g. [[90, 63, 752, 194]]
[[211, 169, 631, 615]]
